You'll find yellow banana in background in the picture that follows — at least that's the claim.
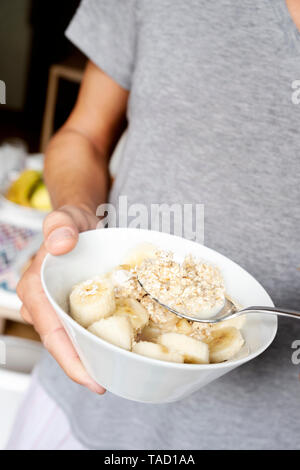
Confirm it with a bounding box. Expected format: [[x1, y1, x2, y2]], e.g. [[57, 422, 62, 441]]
[[6, 169, 52, 211]]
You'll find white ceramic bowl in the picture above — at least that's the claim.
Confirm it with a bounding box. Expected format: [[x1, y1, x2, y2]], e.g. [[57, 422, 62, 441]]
[[41, 228, 277, 403]]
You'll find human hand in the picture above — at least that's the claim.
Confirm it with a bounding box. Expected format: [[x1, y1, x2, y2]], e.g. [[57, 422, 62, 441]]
[[17, 205, 106, 394]]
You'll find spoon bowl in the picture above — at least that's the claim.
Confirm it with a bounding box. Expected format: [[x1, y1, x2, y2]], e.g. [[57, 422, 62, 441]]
[[138, 278, 300, 323]]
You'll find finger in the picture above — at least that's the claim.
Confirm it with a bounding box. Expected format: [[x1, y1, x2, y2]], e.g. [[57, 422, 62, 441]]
[[43, 207, 98, 256], [20, 305, 33, 325], [60, 205, 99, 232], [16, 246, 47, 301], [22, 271, 105, 394], [43, 326, 105, 395], [43, 210, 79, 256]]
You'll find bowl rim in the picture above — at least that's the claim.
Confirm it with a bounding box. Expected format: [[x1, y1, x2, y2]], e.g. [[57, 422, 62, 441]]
[[41, 228, 278, 371]]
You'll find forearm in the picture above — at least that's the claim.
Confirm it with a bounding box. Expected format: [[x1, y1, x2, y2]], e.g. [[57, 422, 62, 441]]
[[44, 128, 110, 214]]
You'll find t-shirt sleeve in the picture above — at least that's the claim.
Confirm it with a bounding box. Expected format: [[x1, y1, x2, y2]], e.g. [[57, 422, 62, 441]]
[[65, 0, 137, 90]]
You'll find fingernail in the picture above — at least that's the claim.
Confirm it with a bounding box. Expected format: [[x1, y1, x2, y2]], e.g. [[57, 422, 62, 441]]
[[47, 227, 75, 246], [87, 381, 105, 394]]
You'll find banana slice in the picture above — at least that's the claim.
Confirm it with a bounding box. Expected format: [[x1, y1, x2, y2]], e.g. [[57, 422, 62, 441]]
[[157, 333, 209, 364], [175, 318, 193, 335], [139, 321, 172, 342], [139, 316, 183, 342], [109, 266, 133, 287], [212, 296, 246, 331], [88, 315, 134, 351], [133, 341, 183, 363], [139, 325, 161, 342], [208, 326, 244, 363], [115, 298, 149, 331], [211, 314, 246, 331], [123, 243, 158, 269], [69, 277, 115, 328]]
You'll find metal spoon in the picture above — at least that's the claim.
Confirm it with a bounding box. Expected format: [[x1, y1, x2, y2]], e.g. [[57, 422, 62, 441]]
[[138, 279, 300, 323]]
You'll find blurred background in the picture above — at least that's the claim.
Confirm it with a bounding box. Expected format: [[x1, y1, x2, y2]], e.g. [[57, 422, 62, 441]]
[[0, 0, 88, 447], [0, 0, 84, 150]]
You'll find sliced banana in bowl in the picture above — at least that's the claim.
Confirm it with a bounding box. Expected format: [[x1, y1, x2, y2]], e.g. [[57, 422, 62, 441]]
[[211, 314, 246, 331], [175, 318, 193, 335], [88, 315, 134, 351], [114, 298, 149, 331], [139, 323, 166, 342], [206, 327, 245, 363], [67, 252, 248, 369], [68, 272, 246, 366], [69, 277, 115, 328], [122, 243, 158, 269], [157, 333, 209, 364], [132, 341, 184, 363]]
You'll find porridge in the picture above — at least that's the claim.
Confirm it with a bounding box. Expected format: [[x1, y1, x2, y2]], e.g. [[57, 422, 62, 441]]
[[69, 245, 245, 364], [137, 250, 226, 319]]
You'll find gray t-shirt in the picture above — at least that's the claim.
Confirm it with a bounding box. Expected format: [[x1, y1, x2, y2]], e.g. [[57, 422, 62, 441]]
[[38, 0, 300, 449]]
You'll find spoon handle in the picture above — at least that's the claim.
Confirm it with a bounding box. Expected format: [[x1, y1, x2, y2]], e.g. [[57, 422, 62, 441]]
[[241, 306, 300, 320]]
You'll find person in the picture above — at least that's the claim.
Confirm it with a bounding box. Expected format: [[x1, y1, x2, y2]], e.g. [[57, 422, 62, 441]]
[[7, 0, 300, 450]]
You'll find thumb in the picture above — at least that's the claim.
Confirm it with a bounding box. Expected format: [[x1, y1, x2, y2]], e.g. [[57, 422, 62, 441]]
[[44, 210, 79, 256]]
